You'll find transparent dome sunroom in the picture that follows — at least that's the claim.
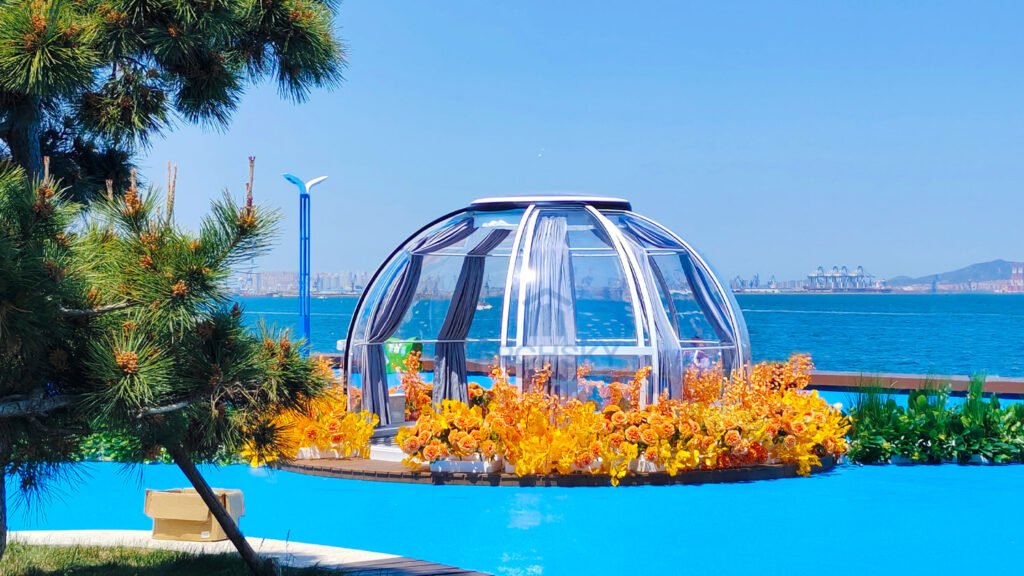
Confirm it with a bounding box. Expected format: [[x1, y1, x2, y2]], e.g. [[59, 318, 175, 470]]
[[345, 196, 750, 427]]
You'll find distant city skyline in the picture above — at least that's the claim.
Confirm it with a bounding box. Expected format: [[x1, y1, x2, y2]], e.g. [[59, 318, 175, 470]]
[[238, 257, 1024, 296], [141, 1, 1023, 280]]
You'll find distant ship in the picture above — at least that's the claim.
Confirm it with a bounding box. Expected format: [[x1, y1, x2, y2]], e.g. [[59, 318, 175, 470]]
[[476, 302, 493, 311]]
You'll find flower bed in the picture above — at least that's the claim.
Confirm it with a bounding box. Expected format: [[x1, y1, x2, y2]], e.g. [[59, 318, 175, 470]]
[[847, 376, 1024, 464], [241, 357, 379, 466], [396, 355, 849, 485]]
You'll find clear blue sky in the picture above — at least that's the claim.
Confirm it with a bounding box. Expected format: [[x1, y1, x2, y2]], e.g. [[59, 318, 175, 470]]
[[141, 0, 1024, 281]]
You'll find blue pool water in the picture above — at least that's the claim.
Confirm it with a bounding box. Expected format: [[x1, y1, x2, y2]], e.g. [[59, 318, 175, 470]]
[[8, 462, 1024, 575], [240, 293, 1024, 376]]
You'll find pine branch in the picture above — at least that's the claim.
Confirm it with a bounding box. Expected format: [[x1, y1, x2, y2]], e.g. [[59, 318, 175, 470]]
[[60, 302, 134, 318], [136, 397, 199, 418], [0, 395, 73, 418]]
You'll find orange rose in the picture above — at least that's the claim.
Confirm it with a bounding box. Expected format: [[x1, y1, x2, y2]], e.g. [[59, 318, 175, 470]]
[[611, 411, 628, 427], [457, 435, 478, 453], [784, 435, 797, 449], [608, 433, 625, 449], [640, 427, 659, 446], [643, 446, 659, 462], [686, 419, 701, 435], [480, 440, 497, 458], [791, 421, 807, 435], [625, 425, 642, 443], [402, 437, 422, 453], [628, 411, 644, 426], [823, 437, 836, 453], [422, 444, 441, 461], [589, 441, 602, 458], [723, 430, 742, 447], [657, 422, 675, 439], [732, 440, 749, 457]]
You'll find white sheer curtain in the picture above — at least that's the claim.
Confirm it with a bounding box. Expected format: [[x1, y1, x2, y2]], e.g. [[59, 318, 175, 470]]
[[523, 214, 577, 397]]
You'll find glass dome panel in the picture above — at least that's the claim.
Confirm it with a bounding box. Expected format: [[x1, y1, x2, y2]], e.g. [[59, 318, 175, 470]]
[[346, 197, 749, 428]]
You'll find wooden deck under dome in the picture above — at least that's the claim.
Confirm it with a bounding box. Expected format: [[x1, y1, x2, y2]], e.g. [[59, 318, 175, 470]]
[[277, 456, 837, 487]]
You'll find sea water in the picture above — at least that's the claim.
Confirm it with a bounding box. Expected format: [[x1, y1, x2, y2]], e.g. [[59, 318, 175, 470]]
[[9, 462, 1024, 576], [238, 293, 1024, 377]]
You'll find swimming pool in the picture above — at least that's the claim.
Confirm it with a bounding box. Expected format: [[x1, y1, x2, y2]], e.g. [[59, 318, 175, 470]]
[[8, 462, 1023, 575]]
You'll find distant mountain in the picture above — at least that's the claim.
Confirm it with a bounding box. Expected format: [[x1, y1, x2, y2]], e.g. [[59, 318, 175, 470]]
[[888, 259, 1018, 286]]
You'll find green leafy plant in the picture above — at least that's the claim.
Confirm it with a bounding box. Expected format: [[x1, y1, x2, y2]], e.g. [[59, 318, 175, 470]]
[[846, 383, 901, 464], [896, 383, 953, 463], [848, 374, 1024, 467]]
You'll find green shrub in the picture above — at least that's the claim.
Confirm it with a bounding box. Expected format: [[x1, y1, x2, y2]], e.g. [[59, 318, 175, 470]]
[[847, 374, 1024, 465]]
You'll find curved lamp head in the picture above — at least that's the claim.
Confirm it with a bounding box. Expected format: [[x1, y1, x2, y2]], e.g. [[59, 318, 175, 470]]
[[282, 173, 328, 193]]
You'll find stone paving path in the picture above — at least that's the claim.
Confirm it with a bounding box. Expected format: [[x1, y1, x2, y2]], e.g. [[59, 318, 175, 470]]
[[10, 530, 489, 575]]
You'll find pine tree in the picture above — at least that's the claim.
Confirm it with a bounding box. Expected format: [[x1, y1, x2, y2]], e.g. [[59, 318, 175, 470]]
[[0, 0, 344, 201], [0, 158, 327, 575]]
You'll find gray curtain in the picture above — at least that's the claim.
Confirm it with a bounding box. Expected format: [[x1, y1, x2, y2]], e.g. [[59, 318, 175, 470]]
[[432, 229, 511, 405], [621, 218, 736, 372], [650, 259, 681, 337], [523, 215, 577, 398], [678, 254, 736, 372], [623, 239, 685, 401], [363, 218, 476, 425]]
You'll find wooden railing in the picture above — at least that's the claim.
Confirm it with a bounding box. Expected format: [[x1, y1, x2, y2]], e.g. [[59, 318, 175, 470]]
[[318, 354, 1024, 399], [809, 370, 1024, 399]]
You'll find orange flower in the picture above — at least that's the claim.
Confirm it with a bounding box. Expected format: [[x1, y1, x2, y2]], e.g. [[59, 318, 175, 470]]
[[784, 435, 797, 449], [723, 429, 742, 447], [732, 440, 750, 457], [422, 444, 441, 461], [643, 446, 659, 462], [481, 440, 497, 458], [639, 427, 659, 446], [791, 421, 807, 435], [823, 437, 836, 453], [611, 411, 628, 428], [657, 422, 675, 439], [608, 433, 625, 449], [686, 419, 701, 435], [402, 437, 422, 453], [625, 425, 642, 443], [457, 435, 478, 453]]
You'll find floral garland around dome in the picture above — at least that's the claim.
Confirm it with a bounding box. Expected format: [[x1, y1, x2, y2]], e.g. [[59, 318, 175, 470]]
[[395, 355, 849, 485]]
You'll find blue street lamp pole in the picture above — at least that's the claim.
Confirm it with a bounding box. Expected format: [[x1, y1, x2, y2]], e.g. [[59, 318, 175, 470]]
[[283, 173, 328, 356]]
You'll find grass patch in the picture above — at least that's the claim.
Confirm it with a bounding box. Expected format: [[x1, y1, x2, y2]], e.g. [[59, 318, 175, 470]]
[[0, 542, 340, 575]]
